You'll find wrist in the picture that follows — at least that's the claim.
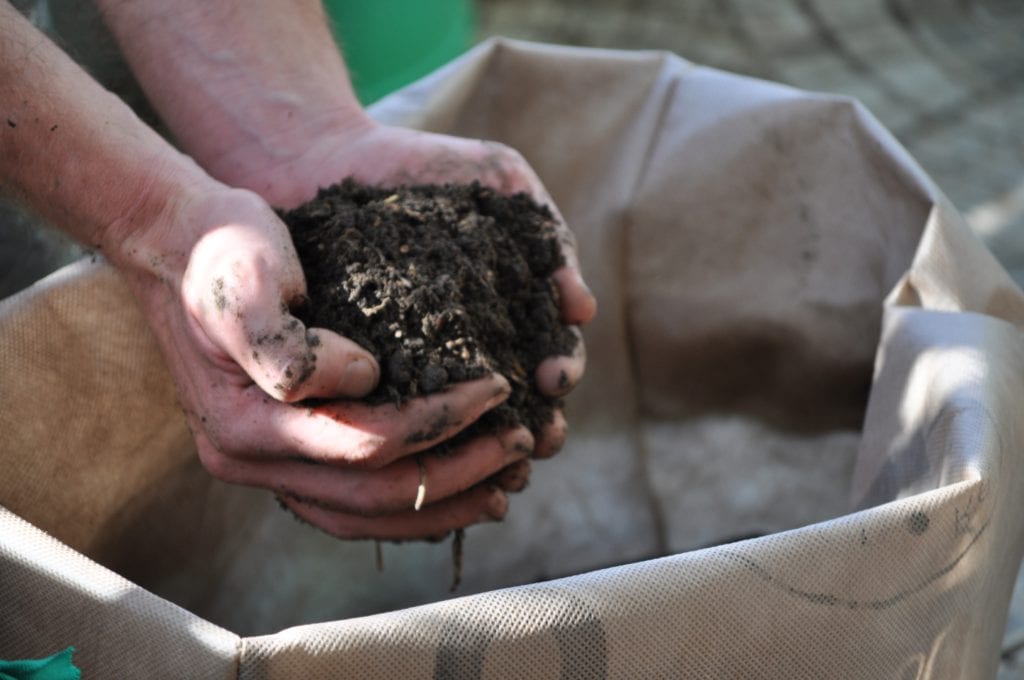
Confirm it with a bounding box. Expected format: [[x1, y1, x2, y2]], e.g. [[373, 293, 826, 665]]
[[100, 155, 224, 281], [96, 0, 374, 195], [201, 101, 375, 193]]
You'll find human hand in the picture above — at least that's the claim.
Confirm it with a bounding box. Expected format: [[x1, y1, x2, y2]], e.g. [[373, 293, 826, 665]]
[[92, 0, 594, 537], [214, 119, 598, 460], [116, 185, 535, 540]]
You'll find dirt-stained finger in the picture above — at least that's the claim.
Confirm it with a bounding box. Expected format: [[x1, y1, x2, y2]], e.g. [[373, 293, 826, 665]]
[[277, 485, 509, 541], [240, 320, 380, 402], [202, 425, 533, 517], [535, 326, 586, 398], [206, 373, 512, 470], [534, 409, 568, 459], [551, 266, 597, 327], [491, 458, 532, 493]]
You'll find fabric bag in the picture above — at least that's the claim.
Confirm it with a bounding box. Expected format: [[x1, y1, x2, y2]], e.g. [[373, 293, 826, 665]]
[[3, 39, 1023, 678]]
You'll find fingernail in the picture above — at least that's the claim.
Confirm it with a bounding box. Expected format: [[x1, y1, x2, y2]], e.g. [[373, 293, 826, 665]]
[[499, 427, 534, 463], [484, 375, 512, 410], [552, 267, 597, 324], [577, 270, 595, 301], [535, 411, 567, 459], [478, 488, 508, 522], [340, 356, 378, 396], [548, 360, 579, 397], [496, 459, 532, 493], [558, 369, 572, 392]]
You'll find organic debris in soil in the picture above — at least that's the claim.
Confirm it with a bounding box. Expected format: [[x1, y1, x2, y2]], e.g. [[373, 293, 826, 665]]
[[282, 178, 578, 449]]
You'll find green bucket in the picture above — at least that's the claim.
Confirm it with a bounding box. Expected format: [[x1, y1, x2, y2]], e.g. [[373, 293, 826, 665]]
[[323, 0, 476, 105]]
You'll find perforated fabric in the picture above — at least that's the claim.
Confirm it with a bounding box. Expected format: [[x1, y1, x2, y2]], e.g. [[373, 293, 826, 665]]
[[3, 39, 1023, 679], [0, 509, 238, 677]]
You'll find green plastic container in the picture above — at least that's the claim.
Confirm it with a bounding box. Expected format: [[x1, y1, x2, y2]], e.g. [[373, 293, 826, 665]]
[[323, 0, 475, 105]]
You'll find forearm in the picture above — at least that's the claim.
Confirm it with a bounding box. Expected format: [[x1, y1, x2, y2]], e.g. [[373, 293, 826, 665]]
[[0, 2, 211, 266], [95, 0, 369, 186]]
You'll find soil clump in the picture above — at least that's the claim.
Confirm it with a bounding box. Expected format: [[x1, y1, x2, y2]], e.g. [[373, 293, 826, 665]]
[[282, 178, 577, 451]]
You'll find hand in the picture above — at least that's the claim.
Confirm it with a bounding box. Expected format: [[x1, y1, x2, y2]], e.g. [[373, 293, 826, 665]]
[[215, 119, 598, 455], [118, 185, 535, 540], [92, 0, 598, 540]]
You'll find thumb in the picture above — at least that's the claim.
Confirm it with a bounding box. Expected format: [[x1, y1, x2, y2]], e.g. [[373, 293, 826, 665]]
[[202, 286, 380, 402], [184, 222, 380, 402], [257, 323, 380, 402]]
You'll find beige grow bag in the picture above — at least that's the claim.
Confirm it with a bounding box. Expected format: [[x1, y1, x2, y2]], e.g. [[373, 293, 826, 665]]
[[3, 39, 1024, 678]]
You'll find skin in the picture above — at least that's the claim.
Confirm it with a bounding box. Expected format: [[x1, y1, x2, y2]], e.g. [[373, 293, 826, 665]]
[[1, 0, 596, 540]]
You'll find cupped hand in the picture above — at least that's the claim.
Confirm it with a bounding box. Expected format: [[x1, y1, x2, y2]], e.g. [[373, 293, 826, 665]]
[[215, 119, 597, 461], [117, 185, 534, 540]]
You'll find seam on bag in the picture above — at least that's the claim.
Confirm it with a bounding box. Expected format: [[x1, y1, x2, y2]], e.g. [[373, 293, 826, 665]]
[[234, 636, 243, 680], [626, 58, 691, 200]]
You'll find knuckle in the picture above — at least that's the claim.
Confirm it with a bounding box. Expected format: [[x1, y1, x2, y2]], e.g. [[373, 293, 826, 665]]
[[269, 361, 315, 402], [284, 501, 359, 540], [255, 336, 318, 402], [196, 442, 238, 483], [483, 142, 532, 191], [346, 485, 390, 517], [325, 525, 361, 540], [343, 434, 392, 470], [492, 141, 524, 164]]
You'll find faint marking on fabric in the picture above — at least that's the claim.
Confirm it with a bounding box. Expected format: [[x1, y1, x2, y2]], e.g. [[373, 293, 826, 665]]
[[855, 399, 997, 513], [906, 511, 930, 535], [433, 587, 608, 680], [955, 487, 986, 537], [720, 517, 989, 611]]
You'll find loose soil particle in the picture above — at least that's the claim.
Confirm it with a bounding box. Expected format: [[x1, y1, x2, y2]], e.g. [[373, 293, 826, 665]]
[[282, 178, 578, 453]]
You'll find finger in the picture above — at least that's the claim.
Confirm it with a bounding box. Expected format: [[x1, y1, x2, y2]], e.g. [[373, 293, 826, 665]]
[[535, 326, 586, 397], [278, 485, 509, 541], [198, 426, 533, 516], [205, 373, 512, 468], [206, 277, 378, 402], [491, 458, 532, 493], [534, 409, 568, 459], [526, 186, 594, 327], [184, 219, 379, 402], [441, 139, 596, 326], [551, 266, 597, 326], [472, 142, 595, 325], [531, 200, 596, 327], [242, 322, 380, 401], [288, 327, 379, 399]]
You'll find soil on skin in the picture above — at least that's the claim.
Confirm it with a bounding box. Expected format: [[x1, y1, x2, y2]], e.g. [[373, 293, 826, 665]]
[[282, 178, 578, 449]]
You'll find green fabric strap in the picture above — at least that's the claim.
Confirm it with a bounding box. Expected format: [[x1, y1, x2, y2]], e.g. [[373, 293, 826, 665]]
[[0, 648, 80, 680]]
